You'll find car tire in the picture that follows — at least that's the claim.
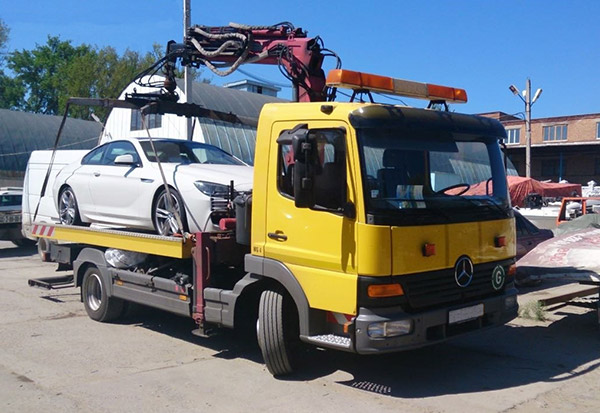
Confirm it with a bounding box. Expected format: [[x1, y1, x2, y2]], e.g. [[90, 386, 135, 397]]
[[82, 266, 124, 322], [58, 186, 84, 226], [153, 187, 187, 236], [257, 289, 300, 376], [11, 238, 36, 248]]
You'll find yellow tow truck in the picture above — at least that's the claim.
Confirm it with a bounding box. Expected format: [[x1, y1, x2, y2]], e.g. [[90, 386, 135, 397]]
[[27, 23, 518, 377]]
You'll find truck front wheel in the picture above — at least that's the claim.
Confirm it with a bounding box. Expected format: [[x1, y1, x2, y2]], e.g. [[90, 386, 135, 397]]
[[257, 289, 299, 376], [82, 267, 124, 322]]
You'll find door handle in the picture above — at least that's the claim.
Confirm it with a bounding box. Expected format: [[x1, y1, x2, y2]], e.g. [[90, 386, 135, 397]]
[[93, 172, 100, 177], [268, 232, 288, 241]]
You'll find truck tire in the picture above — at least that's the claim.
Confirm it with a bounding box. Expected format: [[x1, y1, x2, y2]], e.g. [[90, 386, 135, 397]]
[[82, 266, 124, 322], [257, 289, 299, 376]]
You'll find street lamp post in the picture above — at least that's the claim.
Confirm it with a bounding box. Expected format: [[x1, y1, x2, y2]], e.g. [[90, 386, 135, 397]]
[[509, 79, 542, 178]]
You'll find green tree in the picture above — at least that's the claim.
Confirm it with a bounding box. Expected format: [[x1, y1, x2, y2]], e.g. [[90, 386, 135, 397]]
[[8, 36, 93, 114], [0, 19, 25, 109], [2, 33, 209, 119], [0, 18, 8, 57]]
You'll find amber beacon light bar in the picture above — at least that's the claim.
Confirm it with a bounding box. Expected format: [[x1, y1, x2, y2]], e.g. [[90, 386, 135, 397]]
[[326, 69, 468, 103]]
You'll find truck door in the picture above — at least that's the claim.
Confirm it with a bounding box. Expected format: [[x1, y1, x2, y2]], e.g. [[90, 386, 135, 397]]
[[264, 122, 358, 315]]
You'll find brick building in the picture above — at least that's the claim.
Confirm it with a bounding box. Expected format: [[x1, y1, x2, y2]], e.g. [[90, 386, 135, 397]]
[[480, 112, 600, 185]]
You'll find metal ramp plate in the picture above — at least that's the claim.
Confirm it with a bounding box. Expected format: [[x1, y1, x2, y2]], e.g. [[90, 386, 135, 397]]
[[28, 275, 74, 290]]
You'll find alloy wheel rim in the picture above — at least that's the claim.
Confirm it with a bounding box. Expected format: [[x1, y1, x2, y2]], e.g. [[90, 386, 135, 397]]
[[59, 189, 76, 225], [155, 192, 181, 236]]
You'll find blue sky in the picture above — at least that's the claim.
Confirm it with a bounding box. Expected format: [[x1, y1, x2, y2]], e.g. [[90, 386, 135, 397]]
[[1, 0, 599, 118]]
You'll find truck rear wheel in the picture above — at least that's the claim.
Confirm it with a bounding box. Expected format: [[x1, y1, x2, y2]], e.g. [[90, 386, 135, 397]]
[[82, 267, 124, 322], [257, 289, 299, 376]]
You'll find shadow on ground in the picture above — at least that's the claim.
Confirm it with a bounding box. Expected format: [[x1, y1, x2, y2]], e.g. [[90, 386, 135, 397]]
[[111, 300, 599, 398], [0, 243, 37, 259]]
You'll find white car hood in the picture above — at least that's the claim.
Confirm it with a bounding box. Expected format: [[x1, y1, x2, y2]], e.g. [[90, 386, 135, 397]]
[[163, 163, 253, 191]]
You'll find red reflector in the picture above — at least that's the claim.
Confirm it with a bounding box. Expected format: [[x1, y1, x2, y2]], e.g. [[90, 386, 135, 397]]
[[422, 243, 436, 257], [495, 236, 507, 247]]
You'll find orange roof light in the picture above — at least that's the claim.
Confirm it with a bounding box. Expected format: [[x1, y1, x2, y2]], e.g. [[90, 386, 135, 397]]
[[326, 69, 468, 103]]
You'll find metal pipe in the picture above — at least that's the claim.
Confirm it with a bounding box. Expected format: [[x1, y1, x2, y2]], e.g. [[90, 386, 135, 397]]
[[525, 78, 532, 178], [184, 0, 193, 140]]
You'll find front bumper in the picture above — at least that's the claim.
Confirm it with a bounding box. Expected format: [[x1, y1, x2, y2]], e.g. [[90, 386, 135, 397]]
[[353, 286, 518, 354]]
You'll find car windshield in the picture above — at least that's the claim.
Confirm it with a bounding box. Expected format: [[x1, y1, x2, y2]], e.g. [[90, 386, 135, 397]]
[[358, 129, 510, 224], [0, 194, 21, 208], [139, 141, 244, 165]]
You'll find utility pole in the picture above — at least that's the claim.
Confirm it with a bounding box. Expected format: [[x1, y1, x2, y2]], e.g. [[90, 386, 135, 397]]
[[184, 0, 193, 140], [509, 79, 542, 178]]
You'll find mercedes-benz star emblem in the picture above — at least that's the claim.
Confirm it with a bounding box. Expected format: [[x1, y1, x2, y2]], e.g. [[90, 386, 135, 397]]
[[454, 256, 474, 288]]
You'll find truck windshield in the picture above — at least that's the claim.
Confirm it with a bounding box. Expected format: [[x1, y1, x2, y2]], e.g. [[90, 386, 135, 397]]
[[357, 129, 510, 225]]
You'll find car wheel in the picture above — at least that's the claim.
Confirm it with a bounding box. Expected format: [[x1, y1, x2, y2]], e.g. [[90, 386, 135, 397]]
[[11, 238, 36, 248], [153, 187, 187, 236], [58, 186, 83, 226]]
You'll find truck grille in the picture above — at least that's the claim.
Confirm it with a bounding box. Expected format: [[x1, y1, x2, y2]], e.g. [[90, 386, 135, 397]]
[[397, 261, 511, 311]]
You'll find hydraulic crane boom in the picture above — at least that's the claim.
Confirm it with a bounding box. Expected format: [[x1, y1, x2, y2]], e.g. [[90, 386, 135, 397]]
[[139, 22, 340, 103]]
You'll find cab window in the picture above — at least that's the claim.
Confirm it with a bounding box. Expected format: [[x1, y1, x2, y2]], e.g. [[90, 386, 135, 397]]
[[277, 128, 347, 211]]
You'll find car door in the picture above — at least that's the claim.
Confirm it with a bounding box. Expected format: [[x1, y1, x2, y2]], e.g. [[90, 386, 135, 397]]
[[86, 141, 145, 224], [64, 144, 107, 218], [263, 121, 358, 315]]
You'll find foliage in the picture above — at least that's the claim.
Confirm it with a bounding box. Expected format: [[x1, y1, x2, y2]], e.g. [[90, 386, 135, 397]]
[[0, 18, 23, 110], [0, 23, 207, 120], [519, 300, 547, 321], [0, 18, 8, 56]]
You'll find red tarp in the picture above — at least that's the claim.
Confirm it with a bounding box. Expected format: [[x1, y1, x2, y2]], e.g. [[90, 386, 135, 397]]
[[453, 176, 581, 207]]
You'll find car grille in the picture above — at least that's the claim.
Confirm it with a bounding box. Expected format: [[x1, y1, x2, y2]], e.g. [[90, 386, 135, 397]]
[[397, 261, 511, 311]]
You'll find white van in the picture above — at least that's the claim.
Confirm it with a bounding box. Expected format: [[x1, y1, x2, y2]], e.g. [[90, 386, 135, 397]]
[[22, 150, 87, 239]]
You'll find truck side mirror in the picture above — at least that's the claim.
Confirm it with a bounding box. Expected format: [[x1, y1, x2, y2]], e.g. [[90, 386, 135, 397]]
[[292, 132, 316, 208]]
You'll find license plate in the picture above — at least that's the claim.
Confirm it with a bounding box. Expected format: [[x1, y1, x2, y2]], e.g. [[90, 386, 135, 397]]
[[448, 303, 484, 324], [0, 214, 21, 224]]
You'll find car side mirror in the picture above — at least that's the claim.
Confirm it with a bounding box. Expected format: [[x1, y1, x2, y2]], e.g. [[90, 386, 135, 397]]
[[292, 132, 316, 208], [114, 154, 138, 166]]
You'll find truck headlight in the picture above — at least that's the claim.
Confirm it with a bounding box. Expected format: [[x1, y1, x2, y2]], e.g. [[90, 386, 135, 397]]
[[194, 181, 229, 196], [367, 320, 413, 338]]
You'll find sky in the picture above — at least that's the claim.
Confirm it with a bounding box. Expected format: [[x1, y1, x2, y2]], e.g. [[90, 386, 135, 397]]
[[1, 0, 599, 119]]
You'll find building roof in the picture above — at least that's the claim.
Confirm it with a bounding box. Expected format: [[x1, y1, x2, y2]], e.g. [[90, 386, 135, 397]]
[[176, 78, 286, 121], [0, 109, 101, 175]]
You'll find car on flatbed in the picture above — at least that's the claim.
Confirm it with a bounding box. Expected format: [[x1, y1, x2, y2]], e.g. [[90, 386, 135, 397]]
[[52, 138, 253, 236]]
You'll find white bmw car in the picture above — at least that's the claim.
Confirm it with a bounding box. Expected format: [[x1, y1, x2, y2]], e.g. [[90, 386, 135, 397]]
[[52, 138, 253, 235]]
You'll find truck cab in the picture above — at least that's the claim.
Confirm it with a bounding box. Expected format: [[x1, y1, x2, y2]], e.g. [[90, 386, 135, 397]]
[[248, 86, 517, 362]]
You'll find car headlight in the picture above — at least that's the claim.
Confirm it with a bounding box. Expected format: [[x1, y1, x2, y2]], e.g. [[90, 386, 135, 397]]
[[194, 181, 230, 197]]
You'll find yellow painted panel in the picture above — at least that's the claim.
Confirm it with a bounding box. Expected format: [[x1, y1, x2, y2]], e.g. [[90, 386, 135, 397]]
[[356, 223, 391, 276], [43, 226, 191, 258], [288, 263, 358, 315], [479, 218, 516, 261], [391, 224, 447, 274], [391, 218, 516, 275]]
